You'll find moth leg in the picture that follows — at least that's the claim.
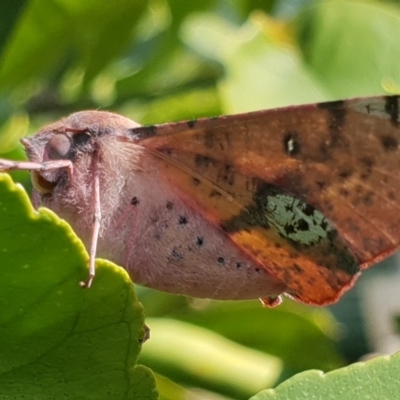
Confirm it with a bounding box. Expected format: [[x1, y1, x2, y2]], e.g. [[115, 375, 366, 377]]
[[80, 164, 101, 288]]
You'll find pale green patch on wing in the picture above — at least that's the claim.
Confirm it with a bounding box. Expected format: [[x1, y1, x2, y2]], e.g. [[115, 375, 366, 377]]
[[265, 194, 333, 246]]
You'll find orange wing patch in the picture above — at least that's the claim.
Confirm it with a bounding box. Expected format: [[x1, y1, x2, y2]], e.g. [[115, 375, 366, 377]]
[[228, 228, 358, 305]]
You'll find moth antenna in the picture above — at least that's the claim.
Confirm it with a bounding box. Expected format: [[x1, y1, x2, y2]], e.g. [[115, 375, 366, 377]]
[[0, 159, 72, 172], [80, 154, 102, 288]]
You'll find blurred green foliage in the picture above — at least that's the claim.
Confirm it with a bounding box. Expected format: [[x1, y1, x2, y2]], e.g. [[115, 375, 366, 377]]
[[1, 0, 400, 399]]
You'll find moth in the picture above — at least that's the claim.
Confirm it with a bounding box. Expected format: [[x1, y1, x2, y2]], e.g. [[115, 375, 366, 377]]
[[1, 96, 400, 306]]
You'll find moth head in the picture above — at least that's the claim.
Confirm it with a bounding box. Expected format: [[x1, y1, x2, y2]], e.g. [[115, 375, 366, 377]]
[[22, 111, 140, 196]]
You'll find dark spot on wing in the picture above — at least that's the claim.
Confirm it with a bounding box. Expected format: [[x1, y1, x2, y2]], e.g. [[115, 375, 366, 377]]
[[293, 263, 302, 273], [221, 181, 275, 232], [327, 230, 338, 241], [130, 125, 157, 139], [193, 177, 201, 186], [318, 100, 347, 143], [166, 201, 173, 210], [317, 99, 345, 110], [316, 181, 326, 189], [385, 96, 400, 127], [303, 204, 314, 216], [218, 164, 235, 185], [209, 189, 222, 197], [195, 155, 212, 168], [217, 257, 225, 264], [338, 169, 353, 179], [363, 193, 374, 206], [319, 141, 329, 156], [360, 170, 371, 179], [359, 156, 374, 169], [187, 120, 197, 128], [285, 204, 293, 212], [284, 224, 296, 235], [204, 130, 214, 149], [329, 108, 346, 141], [380, 134, 398, 151], [297, 219, 309, 231], [131, 196, 139, 206]]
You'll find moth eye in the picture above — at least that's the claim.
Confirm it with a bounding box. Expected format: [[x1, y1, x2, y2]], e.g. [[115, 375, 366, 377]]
[[46, 134, 72, 160], [30, 170, 56, 194]]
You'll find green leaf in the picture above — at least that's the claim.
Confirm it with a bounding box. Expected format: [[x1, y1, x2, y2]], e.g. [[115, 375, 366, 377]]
[[182, 12, 328, 112], [115, 0, 217, 99], [173, 300, 344, 372], [0, 0, 147, 93], [295, 0, 400, 98], [0, 173, 157, 399], [0, 0, 28, 57], [250, 352, 400, 400], [140, 318, 282, 399], [121, 86, 221, 125], [183, 1, 400, 114]]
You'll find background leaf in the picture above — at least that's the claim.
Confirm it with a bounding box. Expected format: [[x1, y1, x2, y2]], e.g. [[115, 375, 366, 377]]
[[250, 352, 400, 400]]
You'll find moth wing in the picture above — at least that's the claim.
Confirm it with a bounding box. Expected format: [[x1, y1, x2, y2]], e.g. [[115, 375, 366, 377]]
[[131, 96, 400, 305]]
